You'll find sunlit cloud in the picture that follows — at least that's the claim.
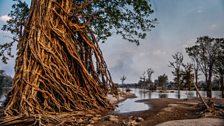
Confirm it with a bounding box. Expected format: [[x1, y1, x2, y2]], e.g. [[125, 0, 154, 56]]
[[0, 15, 11, 22]]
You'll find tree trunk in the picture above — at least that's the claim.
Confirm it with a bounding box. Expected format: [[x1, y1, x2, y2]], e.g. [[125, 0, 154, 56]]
[[193, 78, 210, 109], [3, 0, 115, 116], [176, 70, 180, 99], [207, 65, 213, 98], [220, 74, 224, 98], [195, 70, 199, 97]]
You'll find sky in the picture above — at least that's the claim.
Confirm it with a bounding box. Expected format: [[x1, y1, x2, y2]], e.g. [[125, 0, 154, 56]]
[[0, 0, 224, 84]]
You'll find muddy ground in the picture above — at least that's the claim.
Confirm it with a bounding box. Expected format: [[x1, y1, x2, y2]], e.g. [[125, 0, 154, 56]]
[[95, 98, 224, 126], [0, 97, 224, 126]]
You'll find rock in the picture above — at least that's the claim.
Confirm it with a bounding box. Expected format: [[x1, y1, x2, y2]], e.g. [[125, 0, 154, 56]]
[[136, 117, 144, 122], [76, 118, 84, 123], [103, 115, 119, 123], [109, 115, 119, 123], [127, 116, 143, 125], [85, 114, 93, 117], [95, 114, 101, 117], [92, 117, 100, 121], [129, 116, 134, 120], [82, 119, 90, 124], [127, 120, 139, 126], [90, 120, 95, 124], [205, 112, 214, 117]]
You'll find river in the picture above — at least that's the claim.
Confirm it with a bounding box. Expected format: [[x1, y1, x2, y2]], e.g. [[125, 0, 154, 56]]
[[0, 88, 222, 113], [115, 88, 222, 113]]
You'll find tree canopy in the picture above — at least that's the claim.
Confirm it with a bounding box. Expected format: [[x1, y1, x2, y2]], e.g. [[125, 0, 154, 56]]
[[0, 0, 156, 125], [186, 36, 223, 97], [0, 0, 29, 63], [0, 0, 156, 63]]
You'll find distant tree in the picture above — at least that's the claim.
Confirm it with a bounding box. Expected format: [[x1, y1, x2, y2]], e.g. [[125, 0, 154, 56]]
[[0, 0, 29, 63], [0, 70, 5, 89], [169, 52, 183, 93], [120, 75, 126, 85], [2, 76, 13, 87], [146, 68, 154, 90], [0, 70, 13, 88], [213, 38, 224, 97], [186, 36, 219, 98], [146, 68, 154, 83], [182, 63, 194, 90], [157, 74, 168, 90], [186, 45, 201, 95]]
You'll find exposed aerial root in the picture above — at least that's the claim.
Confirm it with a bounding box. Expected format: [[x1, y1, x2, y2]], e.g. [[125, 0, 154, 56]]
[[2, 0, 117, 123]]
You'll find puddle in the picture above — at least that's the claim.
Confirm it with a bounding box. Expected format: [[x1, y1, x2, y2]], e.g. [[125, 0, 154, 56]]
[[115, 98, 149, 113], [114, 89, 150, 113]]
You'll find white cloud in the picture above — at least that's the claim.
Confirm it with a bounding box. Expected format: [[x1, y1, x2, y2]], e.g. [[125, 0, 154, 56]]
[[0, 15, 11, 22], [196, 9, 203, 13], [152, 49, 166, 56], [210, 24, 217, 30]]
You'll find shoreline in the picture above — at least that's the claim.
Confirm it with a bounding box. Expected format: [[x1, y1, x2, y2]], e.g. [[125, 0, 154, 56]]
[[0, 90, 224, 126], [96, 96, 224, 126]]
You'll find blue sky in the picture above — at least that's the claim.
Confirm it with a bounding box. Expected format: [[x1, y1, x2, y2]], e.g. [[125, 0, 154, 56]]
[[0, 0, 224, 83]]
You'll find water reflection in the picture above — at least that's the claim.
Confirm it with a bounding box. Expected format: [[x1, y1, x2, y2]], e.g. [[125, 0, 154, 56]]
[[135, 88, 222, 99], [114, 98, 149, 113], [115, 88, 150, 113], [159, 94, 168, 98], [115, 88, 222, 113]]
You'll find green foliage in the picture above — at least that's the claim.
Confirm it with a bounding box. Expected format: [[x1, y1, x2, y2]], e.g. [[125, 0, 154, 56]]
[[169, 52, 183, 89], [0, 0, 156, 63], [185, 36, 223, 97], [146, 68, 154, 83], [186, 36, 220, 77], [213, 38, 224, 75], [138, 68, 154, 89], [87, 0, 156, 44], [0, 70, 13, 88], [0, 0, 29, 63], [181, 63, 194, 90], [157, 74, 168, 88]]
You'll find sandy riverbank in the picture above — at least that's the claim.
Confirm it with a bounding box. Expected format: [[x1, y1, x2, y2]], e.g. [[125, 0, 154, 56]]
[[0, 90, 224, 126], [95, 97, 224, 126]]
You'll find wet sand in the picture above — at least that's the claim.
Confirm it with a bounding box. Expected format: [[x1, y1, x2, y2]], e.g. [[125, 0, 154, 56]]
[[96, 98, 224, 126]]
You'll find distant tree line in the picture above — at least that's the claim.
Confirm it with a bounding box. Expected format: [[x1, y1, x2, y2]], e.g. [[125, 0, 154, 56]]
[[169, 36, 224, 98], [120, 36, 224, 98], [0, 70, 13, 90]]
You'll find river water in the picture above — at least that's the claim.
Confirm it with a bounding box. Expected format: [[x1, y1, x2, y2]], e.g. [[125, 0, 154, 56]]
[[115, 88, 222, 113], [0, 88, 222, 113]]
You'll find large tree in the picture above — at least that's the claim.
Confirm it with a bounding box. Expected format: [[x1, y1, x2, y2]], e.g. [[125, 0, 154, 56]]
[[1, 0, 156, 124], [157, 74, 168, 90], [169, 52, 183, 97], [186, 45, 201, 96], [186, 36, 219, 98], [181, 63, 194, 90], [146, 68, 154, 84], [0, 0, 156, 62], [213, 38, 224, 97]]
